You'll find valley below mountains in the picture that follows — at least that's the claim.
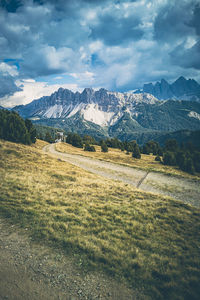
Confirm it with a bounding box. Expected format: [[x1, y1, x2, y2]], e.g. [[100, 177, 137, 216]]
[[12, 82, 200, 142]]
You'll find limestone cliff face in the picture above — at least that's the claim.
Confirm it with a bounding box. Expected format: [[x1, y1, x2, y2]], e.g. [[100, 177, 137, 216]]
[[12, 87, 158, 126]]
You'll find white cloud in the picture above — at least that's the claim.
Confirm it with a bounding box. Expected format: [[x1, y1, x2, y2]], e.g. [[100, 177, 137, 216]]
[[0, 62, 18, 76], [0, 79, 80, 108]]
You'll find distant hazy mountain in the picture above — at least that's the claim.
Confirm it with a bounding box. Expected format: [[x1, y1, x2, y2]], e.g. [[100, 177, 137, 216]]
[[136, 77, 200, 101], [12, 87, 200, 142]]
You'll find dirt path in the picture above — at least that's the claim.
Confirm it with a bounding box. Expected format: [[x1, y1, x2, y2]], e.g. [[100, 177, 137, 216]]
[[0, 217, 145, 300], [43, 143, 200, 208]]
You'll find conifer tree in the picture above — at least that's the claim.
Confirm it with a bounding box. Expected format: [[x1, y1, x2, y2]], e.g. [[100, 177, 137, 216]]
[[25, 119, 36, 143], [132, 143, 141, 159], [84, 142, 96, 152], [45, 132, 54, 143], [101, 141, 108, 152]]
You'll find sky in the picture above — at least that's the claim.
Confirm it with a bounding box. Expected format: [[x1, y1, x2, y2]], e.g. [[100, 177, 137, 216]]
[[0, 0, 200, 107]]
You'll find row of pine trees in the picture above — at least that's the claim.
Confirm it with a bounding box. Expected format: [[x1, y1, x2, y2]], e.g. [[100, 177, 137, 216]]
[[0, 110, 36, 144]]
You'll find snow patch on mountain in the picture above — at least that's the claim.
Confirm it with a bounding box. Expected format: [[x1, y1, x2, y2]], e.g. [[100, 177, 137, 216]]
[[108, 91, 158, 105], [43, 104, 64, 118], [188, 111, 200, 121], [67, 103, 85, 118], [81, 104, 115, 126]]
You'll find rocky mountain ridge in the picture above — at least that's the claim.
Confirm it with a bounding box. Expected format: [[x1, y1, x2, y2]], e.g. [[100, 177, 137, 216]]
[[13, 88, 158, 126], [10, 86, 200, 142], [136, 76, 200, 101]]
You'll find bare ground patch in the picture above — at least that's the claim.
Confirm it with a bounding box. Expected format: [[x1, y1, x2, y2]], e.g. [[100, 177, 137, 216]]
[[0, 217, 144, 300]]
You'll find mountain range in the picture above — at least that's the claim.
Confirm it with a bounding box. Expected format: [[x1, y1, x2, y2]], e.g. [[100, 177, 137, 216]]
[[135, 76, 200, 101], [10, 82, 200, 143]]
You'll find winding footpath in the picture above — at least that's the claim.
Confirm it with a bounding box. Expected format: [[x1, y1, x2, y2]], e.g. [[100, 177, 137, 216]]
[[43, 143, 200, 208]]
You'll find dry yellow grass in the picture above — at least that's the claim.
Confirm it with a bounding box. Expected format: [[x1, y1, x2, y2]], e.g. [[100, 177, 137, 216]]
[[56, 142, 200, 180], [31, 139, 48, 149], [0, 139, 200, 299]]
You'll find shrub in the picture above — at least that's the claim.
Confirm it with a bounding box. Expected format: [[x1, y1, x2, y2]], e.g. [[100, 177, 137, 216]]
[[101, 142, 108, 152], [142, 144, 150, 155], [163, 151, 176, 166], [132, 144, 141, 159], [25, 119, 36, 143], [84, 143, 96, 152], [176, 151, 186, 169], [44, 132, 54, 143], [165, 139, 178, 152], [66, 133, 83, 148], [185, 158, 195, 174], [155, 155, 161, 162], [193, 152, 200, 172]]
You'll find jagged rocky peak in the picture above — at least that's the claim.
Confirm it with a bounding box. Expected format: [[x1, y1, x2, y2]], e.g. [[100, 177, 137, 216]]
[[171, 76, 200, 96], [12, 85, 160, 126], [141, 76, 200, 101], [52, 87, 75, 103], [80, 88, 95, 103]]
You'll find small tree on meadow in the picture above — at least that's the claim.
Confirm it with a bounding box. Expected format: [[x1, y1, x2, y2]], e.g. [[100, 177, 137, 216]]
[[71, 134, 83, 148], [185, 158, 195, 174], [101, 141, 108, 152], [163, 151, 176, 166], [84, 143, 96, 152], [155, 155, 161, 162], [193, 152, 200, 172], [165, 139, 178, 152], [132, 144, 141, 159], [45, 132, 54, 143], [25, 119, 36, 143], [142, 144, 150, 155]]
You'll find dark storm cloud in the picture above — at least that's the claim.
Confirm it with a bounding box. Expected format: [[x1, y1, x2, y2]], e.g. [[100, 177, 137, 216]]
[[90, 12, 144, 46], [0, 75, 21, 97], [188, 4, 200, 36], [154, 1, 200, 73], [170, 40, 200, 70], [0, 0, 22, 12], [154, 1, 196, 42]]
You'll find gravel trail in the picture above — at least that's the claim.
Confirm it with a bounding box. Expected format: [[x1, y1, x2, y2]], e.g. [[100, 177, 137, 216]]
[[44, 143, 200, 208]]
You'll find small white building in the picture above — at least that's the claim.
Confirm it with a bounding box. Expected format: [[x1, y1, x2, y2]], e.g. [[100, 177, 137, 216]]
[[55, 131, 66, 142]]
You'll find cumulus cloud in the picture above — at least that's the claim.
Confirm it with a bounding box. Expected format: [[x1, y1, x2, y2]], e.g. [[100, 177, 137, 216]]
[[170, 40, 200, 70], [0, 79, 80, 107], [154, 1, 195, 43], [89, 5, 144, 46], [0, 0, 200, 106], [0, 62, 18, 76]]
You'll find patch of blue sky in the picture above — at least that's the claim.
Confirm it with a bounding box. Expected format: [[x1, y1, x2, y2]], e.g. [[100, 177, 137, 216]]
[[37, 74, 76, 85], [3, 59, 21, 70], [91, 54, 105, 67]]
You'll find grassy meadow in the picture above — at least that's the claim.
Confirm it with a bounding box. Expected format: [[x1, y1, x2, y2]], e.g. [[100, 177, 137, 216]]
[[56, 142, 200, 180], [0, 139, 200, 299]]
